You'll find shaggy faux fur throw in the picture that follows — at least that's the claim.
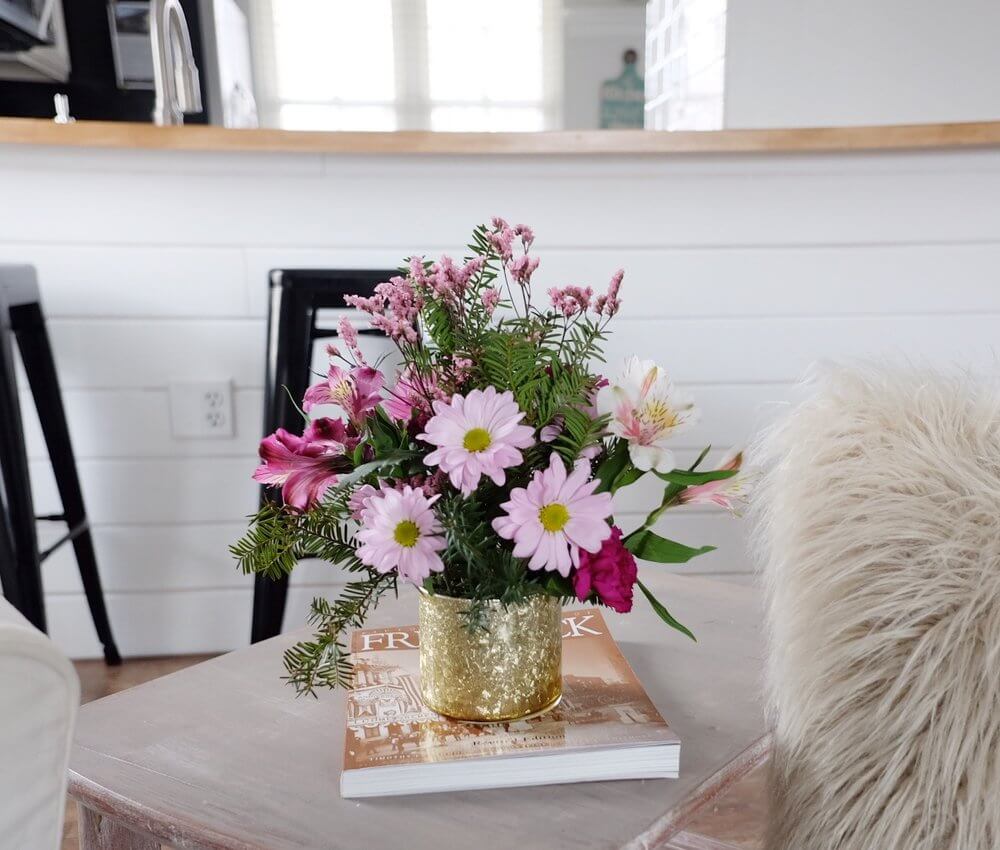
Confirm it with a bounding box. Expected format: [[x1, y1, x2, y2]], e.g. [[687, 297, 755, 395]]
[[751, 365, 1000, 850]]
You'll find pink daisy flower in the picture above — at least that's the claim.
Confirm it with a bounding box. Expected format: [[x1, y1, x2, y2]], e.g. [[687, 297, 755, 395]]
[[348, 483, 379, 522], [492, 453, 613, 576], [418, 387, 535, 496], [356, 486, 446, 584]]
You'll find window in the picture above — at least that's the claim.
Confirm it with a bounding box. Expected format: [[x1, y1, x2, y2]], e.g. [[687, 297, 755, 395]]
[[266, 0, 397, 131], [251, 0, 561, 132], [644, 0, 727, 130], [426, 0, 547, 131]]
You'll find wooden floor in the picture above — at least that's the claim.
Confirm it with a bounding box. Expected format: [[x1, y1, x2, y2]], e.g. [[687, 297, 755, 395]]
[[63, 655, 766, 850]]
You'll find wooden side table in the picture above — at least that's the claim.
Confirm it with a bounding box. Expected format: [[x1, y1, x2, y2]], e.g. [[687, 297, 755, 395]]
[[68, 574, 768, 850]]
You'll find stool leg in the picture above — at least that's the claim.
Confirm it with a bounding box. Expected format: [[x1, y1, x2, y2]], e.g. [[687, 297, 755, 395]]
[[0, 486, 22, 611], [69, 530, 121, 664], [0, 310, 45, 630], [251, 571, 290, 643], [13, 303, 121, 664], [250, 283, 314, 643]]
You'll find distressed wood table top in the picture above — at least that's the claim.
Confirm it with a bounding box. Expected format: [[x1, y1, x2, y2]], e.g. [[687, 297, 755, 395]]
[[68, 574, 767, 850]]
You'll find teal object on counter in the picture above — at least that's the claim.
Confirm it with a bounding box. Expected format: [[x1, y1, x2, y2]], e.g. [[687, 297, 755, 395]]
[[600, 50, 645, 129]]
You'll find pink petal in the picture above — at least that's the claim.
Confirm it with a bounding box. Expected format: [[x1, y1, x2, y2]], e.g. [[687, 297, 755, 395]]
[[512, 521, 545, 558], [564, 517, 612, 553]]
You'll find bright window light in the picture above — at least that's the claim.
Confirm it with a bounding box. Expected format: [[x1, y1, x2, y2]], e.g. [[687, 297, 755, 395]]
[[426, 0, 544, 104], [256, 0, 557, 132], [270, 0, 396, 130]]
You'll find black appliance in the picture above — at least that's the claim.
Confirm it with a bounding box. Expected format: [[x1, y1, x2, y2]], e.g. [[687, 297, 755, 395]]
[[0, 0, 53, 51]]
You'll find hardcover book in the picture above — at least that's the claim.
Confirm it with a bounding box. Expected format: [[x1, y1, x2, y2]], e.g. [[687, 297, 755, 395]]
[[341, 608, 680, 798]]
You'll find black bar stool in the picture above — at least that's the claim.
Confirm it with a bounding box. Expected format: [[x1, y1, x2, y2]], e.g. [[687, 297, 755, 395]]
[[0, 265, 121, 664], [251, 268, 392, 644]]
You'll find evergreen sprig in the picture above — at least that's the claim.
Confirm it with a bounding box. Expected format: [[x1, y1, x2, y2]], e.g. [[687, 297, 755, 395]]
[[281, 573, 397, 696]]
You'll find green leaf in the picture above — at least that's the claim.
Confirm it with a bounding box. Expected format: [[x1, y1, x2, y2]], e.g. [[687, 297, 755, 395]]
[[332, 449, 419, 491], [637, 579, 696, 641], [542, 573, 575, 597], [654, 468, 739, 487], [689, 445, 712, 471], [623, 529, 715, 563], [367, 406, 406, 452], [594, 439, 629, 492], [610, 463, 645, 492]]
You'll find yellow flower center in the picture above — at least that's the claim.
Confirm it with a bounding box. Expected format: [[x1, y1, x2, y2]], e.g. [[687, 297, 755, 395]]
[[393, 520, 420, 548], [463, 427, 492, 452], [538, 503, 570, 533], [640, 399, 679, 432]]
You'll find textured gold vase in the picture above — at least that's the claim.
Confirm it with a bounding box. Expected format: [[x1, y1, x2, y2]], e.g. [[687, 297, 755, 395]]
[[418, 591, 562, 722]]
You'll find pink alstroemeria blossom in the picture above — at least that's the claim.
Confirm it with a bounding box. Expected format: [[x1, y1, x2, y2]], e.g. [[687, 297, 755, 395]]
[[419, 387, 535, 495], [302, 363, 383, 424], [252, 423, 351, 510], [492, 453, 613, 576], [597, 356, 698, 473], [573, 526, 638, 613], [383, 366, 446, 426], [356, 486, 446, 584], [679, 450, 746, 514], [302, 416, 349, 449]]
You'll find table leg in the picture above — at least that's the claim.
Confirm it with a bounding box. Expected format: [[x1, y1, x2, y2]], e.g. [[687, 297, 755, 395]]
[[77, 803, 160, 849]]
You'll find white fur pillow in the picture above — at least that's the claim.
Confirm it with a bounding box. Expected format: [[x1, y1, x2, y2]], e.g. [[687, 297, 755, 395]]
[[751, 364, 1000, 850]]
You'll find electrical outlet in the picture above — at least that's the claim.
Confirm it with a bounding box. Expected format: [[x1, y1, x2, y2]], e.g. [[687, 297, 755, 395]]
[[168, 381, 235, 439]]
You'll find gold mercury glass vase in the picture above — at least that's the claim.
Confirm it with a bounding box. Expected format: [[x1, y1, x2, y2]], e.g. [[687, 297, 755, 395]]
[[418, 591, 562, 722]]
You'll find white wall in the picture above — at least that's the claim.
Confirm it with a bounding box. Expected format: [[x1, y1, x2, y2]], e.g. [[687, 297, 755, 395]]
[[3, 142, 1000, 658], [725, 0, 1000, 128]]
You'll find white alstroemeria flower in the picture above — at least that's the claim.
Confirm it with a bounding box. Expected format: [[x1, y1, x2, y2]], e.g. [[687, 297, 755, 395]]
[[596, 356, 699, 472]]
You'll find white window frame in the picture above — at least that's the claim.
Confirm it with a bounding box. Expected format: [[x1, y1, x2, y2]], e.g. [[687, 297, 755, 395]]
[[249, 0, 563, 132]]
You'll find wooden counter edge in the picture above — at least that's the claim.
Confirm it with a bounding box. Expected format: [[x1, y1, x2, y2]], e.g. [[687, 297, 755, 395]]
[[5, 118, 1000, 156]]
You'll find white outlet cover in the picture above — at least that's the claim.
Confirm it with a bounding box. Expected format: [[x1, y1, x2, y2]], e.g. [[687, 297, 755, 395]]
[[168, 380, 235, 439]]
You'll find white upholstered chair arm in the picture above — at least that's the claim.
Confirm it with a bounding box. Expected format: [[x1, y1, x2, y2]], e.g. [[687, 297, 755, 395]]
[[0, 596, 79, 850]]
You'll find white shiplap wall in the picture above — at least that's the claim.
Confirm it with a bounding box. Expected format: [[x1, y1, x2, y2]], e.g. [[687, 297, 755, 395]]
[[2, 142, 1000, 659]]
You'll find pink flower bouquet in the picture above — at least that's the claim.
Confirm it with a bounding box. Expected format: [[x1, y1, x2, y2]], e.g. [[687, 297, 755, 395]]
[[234, 219, 741, 695]]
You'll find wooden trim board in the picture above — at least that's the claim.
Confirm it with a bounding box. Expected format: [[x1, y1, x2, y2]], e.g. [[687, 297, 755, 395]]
[[4, 117, 1000, 156]]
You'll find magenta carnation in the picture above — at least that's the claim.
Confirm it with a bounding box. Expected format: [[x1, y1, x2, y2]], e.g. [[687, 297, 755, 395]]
[[572, 526, 638, 613]]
